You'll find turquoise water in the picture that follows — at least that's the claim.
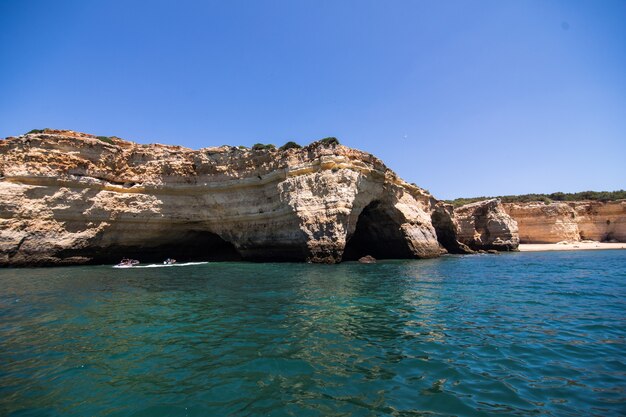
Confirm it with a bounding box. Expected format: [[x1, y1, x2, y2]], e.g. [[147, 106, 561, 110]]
[[1, 251, 625, 416]]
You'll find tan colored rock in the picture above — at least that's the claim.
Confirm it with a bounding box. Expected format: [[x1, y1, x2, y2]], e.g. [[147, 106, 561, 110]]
[[358, 255, 376, 263], [453, 199, 519, 251], [430, 203, 474, 254], [503, 201, 626, 243], [0, 130, 441, 265], [571, 201, 626, 242], [502, 202, 578, 243]]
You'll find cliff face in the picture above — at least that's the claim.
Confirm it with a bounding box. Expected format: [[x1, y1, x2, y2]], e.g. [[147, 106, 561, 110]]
[[572, 201, 626, 242], [503, 201, 626, 243], [431, 200, 519, 253], [0, 130, 442, 266], [453, 199, 519, 251], [431, 203, 473, 254]]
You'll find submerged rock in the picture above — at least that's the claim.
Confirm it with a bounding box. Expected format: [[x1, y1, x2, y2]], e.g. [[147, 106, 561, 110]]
[[0, 129, 442, 266]]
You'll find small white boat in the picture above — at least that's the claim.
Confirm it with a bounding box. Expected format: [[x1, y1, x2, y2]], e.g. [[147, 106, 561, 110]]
[[163, 258, 177, 265], [114, 258, 140, 268]]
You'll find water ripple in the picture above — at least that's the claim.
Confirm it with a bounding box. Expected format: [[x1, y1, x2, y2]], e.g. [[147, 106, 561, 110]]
[[1, 250, 625, 416]]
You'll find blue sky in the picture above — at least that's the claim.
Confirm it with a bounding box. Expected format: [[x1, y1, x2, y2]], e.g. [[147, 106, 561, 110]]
[[1, 0, 624, 199]]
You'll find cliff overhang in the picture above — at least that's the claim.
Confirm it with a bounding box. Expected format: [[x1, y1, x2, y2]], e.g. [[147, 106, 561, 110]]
[[1, 130, 449, 266]]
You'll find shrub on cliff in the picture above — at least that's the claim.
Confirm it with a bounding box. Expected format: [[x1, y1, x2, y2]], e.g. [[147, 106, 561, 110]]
[[252, 143, 276, 151], [318, 137, 340, 146], [96, 136, 115, 145], [279, 141, 302, 151], [26, 129, 45, 134]]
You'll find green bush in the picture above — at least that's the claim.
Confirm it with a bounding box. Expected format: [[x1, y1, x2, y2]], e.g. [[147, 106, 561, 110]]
[[96, 136, 115, 145], [252, 143, 275, 151], [26, 129, 45, 134], [279, 141, 302, 151], [319, 137, 340, 146]]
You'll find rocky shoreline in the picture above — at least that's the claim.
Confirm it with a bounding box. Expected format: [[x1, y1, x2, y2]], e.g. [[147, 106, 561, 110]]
[[0, 130, 623, 266]]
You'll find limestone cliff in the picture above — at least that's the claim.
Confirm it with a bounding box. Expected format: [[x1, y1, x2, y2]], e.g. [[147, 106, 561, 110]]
[[454, 199, 519, 251], [0, 130, 442, 266], [430, 203, 474, 254], [431, 200, 519, 253], [503, 201, 626, 243]]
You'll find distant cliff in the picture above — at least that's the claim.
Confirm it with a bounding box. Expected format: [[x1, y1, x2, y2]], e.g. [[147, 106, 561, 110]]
[[432, 199, 519, 253], [503, 201, 626, 243], [1, 130, 450, 266], [452, 199, 519, 251]]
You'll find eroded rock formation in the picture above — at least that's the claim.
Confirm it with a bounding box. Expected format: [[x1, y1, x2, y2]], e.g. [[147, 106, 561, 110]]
[[454, 199, 520, 251], [431, 203, 474, 254], [431, 199, 520, 253], [503, 201, 626, 243], [0, 130, 443, 266]]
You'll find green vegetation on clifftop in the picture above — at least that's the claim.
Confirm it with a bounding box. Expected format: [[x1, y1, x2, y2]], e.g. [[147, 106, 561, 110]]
[[251, 143, 276, 151], [447, 190, 626, 207], [96, 136, 115, 145], [279, 141, 302, 151]]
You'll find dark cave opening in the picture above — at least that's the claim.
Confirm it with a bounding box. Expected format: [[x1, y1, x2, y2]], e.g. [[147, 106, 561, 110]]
[[431, 206, 471, 254], [342, 200, 415, 261], [65, 230, 241, 265]]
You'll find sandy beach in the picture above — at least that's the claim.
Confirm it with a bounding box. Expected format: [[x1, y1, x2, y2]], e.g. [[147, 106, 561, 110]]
[[519, 241, 626, 252]]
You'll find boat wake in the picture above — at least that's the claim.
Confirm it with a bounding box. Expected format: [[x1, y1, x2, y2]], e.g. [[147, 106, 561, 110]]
[[113, 262, 209, 269]]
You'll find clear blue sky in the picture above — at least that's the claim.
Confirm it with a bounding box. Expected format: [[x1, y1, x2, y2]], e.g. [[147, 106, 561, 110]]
[[1, 0, 624, 199]]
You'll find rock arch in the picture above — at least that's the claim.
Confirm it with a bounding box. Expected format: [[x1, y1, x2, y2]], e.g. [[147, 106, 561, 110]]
[[342, 200, 417, 261]]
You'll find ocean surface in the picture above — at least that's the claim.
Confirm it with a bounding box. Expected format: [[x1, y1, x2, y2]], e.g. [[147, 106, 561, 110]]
[[1, 251, 625, 417]]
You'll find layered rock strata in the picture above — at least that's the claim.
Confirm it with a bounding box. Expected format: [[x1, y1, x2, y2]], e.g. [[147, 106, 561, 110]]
[[453, 199, 519, 251], [431, 203, 474, 254], [503, 201, 626, 243], [0, 130, 442, 266], [432, 200, 520, 253]]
